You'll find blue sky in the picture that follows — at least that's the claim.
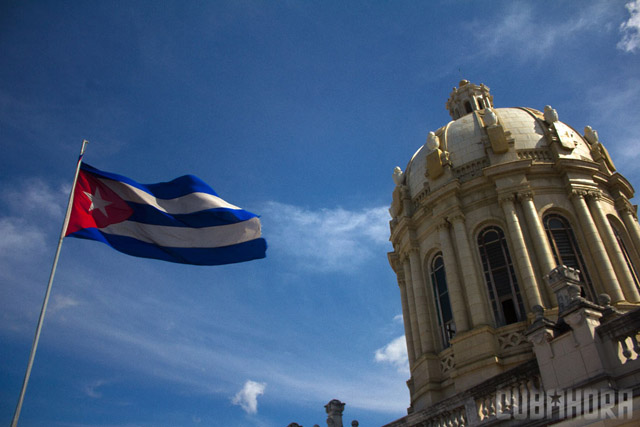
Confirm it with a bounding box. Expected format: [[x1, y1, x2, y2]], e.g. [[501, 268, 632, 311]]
[[1, 1, 640, 426]]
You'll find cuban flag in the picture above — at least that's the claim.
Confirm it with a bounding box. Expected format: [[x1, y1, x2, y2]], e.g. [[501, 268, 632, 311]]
[[65, 163, 267, 265]]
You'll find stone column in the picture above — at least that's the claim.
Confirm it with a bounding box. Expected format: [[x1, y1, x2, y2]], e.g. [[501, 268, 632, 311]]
[[500, 195, 544, 309], [586, 191, 640, 302], [616, 198, 640, 257], [409, 247, 435, 354], [403, 255, 423, 360], [518, 191, 556, 305], [398, 277, 416, 366], [570, 190, 624, 302], [449, 213, 491, 326], [437, 221, 470, 332]]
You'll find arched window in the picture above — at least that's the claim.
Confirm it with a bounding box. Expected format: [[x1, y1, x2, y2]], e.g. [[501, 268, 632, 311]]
[[464, 101, 473, 114], [478, 226, 525, 326], [611, 222, 640, 293], [543, 214, 596, 300], [430, 253, 455, 348]]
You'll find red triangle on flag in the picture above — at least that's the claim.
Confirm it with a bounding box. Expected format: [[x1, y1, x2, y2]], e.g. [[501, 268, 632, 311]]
[[66, 170, 133, 235]]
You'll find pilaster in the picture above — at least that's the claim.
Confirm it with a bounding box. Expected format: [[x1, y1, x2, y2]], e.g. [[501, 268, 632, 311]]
[[398, 277, 416, 366], [517, 190, 556, 306], [570, 189, 624, 302], [616, 197, 640, 258], [499, 194, 543, 310], [449, 212, 492, 327], [586, 190, 640, 302], [402, 254, 423, 361], [390, 251, 417, 366], [437, 220, 470, 333], [409, 245, 435, 354]]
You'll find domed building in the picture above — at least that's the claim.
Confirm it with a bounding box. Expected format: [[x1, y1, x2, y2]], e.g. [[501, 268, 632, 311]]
[[386, 81, 640, 425]]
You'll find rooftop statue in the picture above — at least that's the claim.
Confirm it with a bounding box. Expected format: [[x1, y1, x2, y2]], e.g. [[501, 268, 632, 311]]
[[392, 166, 404, 186], [584, 125, 599, 144], [426, 131, 440, 151], [543, 105, 559, 123]]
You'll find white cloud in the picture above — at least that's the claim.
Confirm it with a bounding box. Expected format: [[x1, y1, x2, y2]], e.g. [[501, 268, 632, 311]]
[[232, 380, 266, 415], [374, 336, 409, 374], [0, 217, 46, 255], [0, 178, 67, 258], [619, 0, 640, 52], [1, 178, 68, 219], [261, 201, 391, 272], [50, 294, 81, 313], [468, 1, 614, 63], [84, 379, 110, 398]]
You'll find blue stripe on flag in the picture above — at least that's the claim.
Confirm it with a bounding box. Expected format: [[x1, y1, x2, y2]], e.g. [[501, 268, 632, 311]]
[[126, 203, 257, 228], [69, 163, 267, 265], [81, 163, 219, 199], [69, 228, 267, 266]]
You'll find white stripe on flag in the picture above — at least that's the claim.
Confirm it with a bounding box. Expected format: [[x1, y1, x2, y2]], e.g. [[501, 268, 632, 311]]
[[99, 177, 242, 214], [100, 217, 262, 248]]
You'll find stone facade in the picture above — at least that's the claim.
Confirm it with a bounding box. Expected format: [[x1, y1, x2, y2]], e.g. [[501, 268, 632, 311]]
[[382, 266, 640, 426], [386, 81, 640, 425]]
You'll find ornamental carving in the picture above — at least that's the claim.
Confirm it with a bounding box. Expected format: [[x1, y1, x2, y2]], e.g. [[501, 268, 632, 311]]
[[586, 189, 603, 201], [448, 213, 465, 224], [517, 190, 534, 201], [591, 141, 617, 172], [436, 220, 450, 232], [440, 351, 455, 374], [570, 189, 588, 199], [528, 328, 555, 346], [498, 330, 529, 350], [408, 246, 421, 256], [426, 148, 450, 180], [516, 148, 553, 162], [498, 194, 515, 206], [553, 121, 579, 151], [482, 109, 514, 154], [398, 252, 411, 264], [615, 198, 638, 219], [563, 310, 587, 327], [452, 157, 489, 182]]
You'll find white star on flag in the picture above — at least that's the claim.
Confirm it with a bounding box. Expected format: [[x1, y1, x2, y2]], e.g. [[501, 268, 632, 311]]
[[83, 188, 112, 217]]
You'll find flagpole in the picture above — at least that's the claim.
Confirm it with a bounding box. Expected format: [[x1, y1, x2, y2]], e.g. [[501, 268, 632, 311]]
[[11, 139, 89, 427]]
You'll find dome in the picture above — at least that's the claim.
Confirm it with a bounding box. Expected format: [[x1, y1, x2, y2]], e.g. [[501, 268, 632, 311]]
[[400, 81, 602, 200], [388, 80, 639, 417]]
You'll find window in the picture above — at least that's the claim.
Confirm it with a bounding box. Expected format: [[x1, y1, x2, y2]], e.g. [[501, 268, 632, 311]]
[[543, 214, 596, 300], [478, 226, 525, 326], [430, 253, 455, 348], [611, 222, 640, 293], [464, 101, 473, 114]]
